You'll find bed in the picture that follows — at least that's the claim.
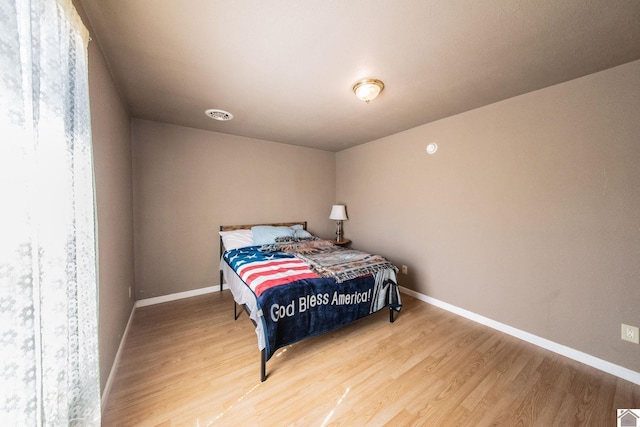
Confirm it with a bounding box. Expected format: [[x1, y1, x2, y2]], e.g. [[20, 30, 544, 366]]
[[219, 221, 402, 381]]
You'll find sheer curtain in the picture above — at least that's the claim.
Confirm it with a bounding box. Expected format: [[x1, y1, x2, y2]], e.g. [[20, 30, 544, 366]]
[[0, 0, 100, 425]]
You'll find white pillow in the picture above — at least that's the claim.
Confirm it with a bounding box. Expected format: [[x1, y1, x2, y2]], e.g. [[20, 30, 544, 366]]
[[219, 229, 254, 250]]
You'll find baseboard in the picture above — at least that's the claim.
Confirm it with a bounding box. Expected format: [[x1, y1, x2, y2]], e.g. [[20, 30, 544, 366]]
[[101, 303, 136, 411], [399, 286, 640, 386], [135, 284, 227, 308]]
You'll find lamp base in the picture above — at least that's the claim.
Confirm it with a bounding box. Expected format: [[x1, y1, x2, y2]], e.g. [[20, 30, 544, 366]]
[[335, 220, 344, 242]]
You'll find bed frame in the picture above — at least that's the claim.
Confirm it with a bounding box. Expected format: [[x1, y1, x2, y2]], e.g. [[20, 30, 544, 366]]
[[219, 221, 396, 381]]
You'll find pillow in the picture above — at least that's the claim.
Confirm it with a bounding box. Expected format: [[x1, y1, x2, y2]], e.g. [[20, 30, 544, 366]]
[[293, 228, 313, 239], [251, 225, 295, 246], [219, 229, 254, 250]]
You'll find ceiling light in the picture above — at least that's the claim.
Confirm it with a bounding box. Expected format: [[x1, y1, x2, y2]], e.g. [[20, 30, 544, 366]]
[[352, 78, 384, 103], [205, 109, 233, 121]]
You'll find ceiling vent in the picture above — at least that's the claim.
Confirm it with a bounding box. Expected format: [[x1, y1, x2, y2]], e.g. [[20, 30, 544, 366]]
[[205, 109, 233, 121]]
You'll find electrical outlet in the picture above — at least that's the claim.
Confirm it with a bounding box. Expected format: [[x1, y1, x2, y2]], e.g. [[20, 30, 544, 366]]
[[401, 265, 408, 275], [621, 324, 639, 344]]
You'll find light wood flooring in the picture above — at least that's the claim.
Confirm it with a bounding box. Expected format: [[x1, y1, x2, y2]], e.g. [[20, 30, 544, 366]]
[[102, 291, 640, 426]]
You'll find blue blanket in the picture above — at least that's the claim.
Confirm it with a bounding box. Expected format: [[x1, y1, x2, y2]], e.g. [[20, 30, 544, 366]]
[[223, 245, 401, 360]]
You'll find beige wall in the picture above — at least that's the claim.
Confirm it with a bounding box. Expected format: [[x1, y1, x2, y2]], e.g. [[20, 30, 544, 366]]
[[337, 60, 640, 372], [132, 120, 336, 299], [87, 39, 136, 392]]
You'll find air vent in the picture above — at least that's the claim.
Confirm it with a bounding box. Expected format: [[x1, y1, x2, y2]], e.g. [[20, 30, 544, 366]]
[[205, 109, 233, 121]]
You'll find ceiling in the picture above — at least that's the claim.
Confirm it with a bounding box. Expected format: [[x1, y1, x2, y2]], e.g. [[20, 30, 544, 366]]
[[78, 0, 640, 152]]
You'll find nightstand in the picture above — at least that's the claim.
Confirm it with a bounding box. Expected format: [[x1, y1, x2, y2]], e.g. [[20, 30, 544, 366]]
[[332, 238, 351, 247]]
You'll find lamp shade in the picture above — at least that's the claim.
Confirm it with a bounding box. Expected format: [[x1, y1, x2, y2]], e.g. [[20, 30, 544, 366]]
[[329, 205, 348, 220]]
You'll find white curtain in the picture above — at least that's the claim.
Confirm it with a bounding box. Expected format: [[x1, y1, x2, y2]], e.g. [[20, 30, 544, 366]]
[[0, 0, 100, 425]]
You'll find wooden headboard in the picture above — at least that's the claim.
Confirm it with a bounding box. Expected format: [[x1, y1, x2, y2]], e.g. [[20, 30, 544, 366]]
[[219, 221, 307, 233], [218, 221, 307, 290]]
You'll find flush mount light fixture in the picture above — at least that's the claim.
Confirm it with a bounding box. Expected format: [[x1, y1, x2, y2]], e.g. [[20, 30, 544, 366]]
[[205, 109, 233, 121], [352, 78, 384, 103]]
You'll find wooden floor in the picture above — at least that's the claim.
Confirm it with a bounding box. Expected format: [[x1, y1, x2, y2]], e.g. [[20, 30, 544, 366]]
[[102, 291, 640, 426]]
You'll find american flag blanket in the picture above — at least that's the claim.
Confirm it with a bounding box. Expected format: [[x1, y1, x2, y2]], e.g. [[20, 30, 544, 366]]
[[225, 248, 320, 297], [223, 244, 401, 361]]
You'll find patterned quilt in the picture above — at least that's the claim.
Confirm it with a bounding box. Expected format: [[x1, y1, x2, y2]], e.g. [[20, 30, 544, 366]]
[[264, 239, 399, 283]]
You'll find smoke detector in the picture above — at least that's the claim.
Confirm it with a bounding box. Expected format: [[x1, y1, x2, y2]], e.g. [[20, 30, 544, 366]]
[[205, 109, 233, 121]]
